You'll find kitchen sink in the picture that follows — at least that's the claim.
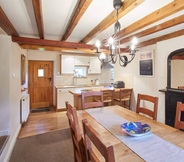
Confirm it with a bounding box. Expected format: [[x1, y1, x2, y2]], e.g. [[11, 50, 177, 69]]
[[81, 89, 92, 91], [62, 85, 75, 88]]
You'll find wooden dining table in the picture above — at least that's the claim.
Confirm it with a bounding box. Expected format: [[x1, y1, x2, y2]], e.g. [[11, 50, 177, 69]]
[[76, 105, 184, 162]]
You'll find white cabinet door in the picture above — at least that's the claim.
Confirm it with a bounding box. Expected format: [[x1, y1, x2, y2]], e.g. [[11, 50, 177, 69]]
[[88, 57, 101, 74], [57, 88, 74, 109], [75, 56, 89, 66], [61, 55, 74, 74]]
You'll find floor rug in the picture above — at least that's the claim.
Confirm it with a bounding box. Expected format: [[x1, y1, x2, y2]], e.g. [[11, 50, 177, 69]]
[[31, 107, 50, 113], [9, 129, 74, 162]]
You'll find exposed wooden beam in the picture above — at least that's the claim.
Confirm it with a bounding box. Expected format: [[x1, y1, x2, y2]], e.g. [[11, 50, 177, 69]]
[[0, 6, 18, 36], [120, 14, 184, 44], [12, 36, 95, 49], [119, 0, 184, 39], [138, 29, 184, 48], [62, 0, 92, 41], [20, 44, 97, 54], [32, 0, 44, 39], [13, 36, 127, 53], [81, 0, 144, 43]]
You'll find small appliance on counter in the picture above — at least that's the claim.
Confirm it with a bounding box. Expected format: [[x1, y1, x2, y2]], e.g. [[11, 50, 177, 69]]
[[113, 81, 125, 88]]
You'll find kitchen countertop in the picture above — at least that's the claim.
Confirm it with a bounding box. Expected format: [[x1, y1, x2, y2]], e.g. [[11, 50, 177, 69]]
[[56, 83, 113, 89], [69, 87, 121, 96]]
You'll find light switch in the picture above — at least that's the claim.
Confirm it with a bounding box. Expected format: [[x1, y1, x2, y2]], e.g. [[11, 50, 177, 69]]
[[12, 73, 15, 78]]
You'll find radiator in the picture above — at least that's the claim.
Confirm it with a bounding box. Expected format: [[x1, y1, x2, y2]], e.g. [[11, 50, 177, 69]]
[[20, 94, 30, 123]]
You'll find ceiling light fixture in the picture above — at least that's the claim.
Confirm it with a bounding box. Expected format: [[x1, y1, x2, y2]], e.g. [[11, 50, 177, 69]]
[[95, 0, 138, 67]]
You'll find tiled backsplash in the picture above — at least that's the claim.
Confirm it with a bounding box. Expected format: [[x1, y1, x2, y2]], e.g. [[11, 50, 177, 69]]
[[56, 69, 114, 86]]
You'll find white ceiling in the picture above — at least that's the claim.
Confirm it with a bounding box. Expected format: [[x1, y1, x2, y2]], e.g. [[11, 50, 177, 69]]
[[0, 0, 183, 50]]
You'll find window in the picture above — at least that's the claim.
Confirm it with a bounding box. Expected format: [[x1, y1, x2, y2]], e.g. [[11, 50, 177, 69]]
[[74, 67, 87, 77], [38, 69, 44, 77]]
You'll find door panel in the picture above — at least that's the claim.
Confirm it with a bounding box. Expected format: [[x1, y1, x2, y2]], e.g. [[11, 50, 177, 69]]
[[28, 61, 53, 109]]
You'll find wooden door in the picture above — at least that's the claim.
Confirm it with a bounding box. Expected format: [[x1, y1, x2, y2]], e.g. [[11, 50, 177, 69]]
[[28, 61, 53, 109]]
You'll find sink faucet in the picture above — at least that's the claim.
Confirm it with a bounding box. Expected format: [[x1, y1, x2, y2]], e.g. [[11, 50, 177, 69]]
[[72, 76, 76, 86], [73, 70, 78, 86]]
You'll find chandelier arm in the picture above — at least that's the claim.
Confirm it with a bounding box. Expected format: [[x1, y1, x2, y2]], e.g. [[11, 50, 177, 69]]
[[110, 54, 117, 64], [97, 53, 113, 63], [119, 56, 128, 67], [119, 51, 136, 64]]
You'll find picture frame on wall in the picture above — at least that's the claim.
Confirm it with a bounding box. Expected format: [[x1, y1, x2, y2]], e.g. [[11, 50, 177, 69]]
[[21, 54, 26, 85], [139, 50, 154, 77]]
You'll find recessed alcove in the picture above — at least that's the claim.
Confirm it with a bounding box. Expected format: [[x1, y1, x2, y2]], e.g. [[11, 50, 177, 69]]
[[160, 48, 184, 127]]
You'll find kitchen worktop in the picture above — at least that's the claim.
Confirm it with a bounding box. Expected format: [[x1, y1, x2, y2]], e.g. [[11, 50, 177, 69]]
[[69, 87, 121, 96], [55, 83, 113, 89]]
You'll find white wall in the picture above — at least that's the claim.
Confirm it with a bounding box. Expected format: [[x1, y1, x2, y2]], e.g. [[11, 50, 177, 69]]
[[114, 36, 184, 123], [0, 34, 28, 162], [0, 35, 11, 134]]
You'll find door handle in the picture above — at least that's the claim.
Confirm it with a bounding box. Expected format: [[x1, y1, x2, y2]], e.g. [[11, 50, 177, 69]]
[[48, 77, 52, 86]]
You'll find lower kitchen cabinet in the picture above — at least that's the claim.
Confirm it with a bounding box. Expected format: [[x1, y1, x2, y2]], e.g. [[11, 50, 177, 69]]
[[57, 88, 74, 110]]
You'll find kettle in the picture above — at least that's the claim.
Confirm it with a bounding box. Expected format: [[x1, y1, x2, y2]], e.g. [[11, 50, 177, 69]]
[[95, 79, 99, 85]]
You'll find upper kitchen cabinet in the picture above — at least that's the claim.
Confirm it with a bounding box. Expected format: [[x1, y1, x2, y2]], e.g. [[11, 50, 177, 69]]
[[75, 56, 89, 66], [61, 55, 75, 74], [88, 57, 101, 74]]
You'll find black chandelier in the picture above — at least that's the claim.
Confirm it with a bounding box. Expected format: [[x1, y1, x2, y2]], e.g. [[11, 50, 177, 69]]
[[95, 0, 138, 67]]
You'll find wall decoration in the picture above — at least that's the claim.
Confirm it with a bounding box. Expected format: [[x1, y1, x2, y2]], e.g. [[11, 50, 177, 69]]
[[21, 54, 26, 85], [139, 50, 154, 77]]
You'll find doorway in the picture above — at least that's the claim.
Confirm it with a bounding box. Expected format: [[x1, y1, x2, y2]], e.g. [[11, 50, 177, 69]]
[[28, 61, 53, 109]]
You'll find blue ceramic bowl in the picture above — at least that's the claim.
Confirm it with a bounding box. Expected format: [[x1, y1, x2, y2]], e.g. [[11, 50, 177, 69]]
[[121, 122, 151, 136]]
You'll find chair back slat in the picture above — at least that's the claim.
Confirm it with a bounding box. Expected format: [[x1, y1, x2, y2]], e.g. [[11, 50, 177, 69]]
[[175, 102, 184, 130], [136, 94, 158, 120], [82, 119, 115, 162]]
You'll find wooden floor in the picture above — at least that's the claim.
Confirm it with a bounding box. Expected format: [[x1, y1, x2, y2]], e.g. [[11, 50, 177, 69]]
[[18, 109, 69, 138]]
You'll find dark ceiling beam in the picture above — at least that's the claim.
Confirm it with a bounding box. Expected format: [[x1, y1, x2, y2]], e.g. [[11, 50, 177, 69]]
[[20, 44, 97, 54], [13, 36, 127, 53], [138, 29, 184, 48], [12, 36, 95, 49], [20, 44, 128, 54], [81, 0, 145, 43], [32, 0, 44, 39], [119, 0, 184, 39], [62, 0, 92, 41], [0, 6, 18, 36], [120, 14, 184, 44]]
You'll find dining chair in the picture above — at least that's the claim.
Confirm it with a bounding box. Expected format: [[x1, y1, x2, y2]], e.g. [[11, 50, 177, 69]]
[[102, 89, 115, 106], [136, 93, 158, 120], [174, 101, 184, 130], [82, 119, 115, 162], [81, 91, 104, 109], [65, 101, 87, 162], [114, 88, 133, 109], [178, 86, 184, 90], [94, 89, 115, 106]]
